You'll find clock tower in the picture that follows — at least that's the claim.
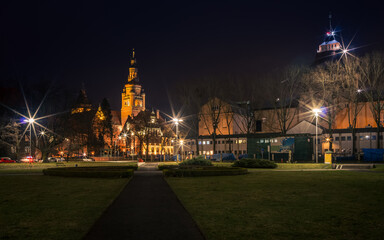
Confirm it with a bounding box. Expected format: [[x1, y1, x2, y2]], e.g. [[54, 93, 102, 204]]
[[121, 49, 146, 125]]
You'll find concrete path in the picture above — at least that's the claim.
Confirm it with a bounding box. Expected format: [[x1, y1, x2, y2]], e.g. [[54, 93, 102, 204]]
[[84, 163, 205, 240]]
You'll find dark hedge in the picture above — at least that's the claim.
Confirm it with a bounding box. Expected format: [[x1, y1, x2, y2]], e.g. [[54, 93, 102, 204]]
[[163, 167, 248, 177], [232, 159, 277, 168], [179, 158, 213, 167]]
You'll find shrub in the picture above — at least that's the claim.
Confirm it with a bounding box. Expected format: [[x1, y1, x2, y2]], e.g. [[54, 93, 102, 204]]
[[158, 164, 179, 170], [179, 158, 213, 167], [232, 158, 277, 168], [163, 167, 248, 177], [43, 166, 134, 178], [194, 155, 206, 161]]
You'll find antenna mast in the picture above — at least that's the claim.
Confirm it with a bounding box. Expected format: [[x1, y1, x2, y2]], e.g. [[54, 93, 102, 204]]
[[329, 12, 332, 31]]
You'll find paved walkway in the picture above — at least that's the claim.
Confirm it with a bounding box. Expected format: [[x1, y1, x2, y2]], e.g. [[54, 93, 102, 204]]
[[84, 163, 205, 240]]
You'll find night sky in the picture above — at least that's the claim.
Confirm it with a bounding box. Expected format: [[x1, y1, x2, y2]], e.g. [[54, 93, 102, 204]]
[[1, 0, 384, 113]]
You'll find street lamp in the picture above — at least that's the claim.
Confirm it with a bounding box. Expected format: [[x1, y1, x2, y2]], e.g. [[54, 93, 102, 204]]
[[24, 118, 36, 156], [180, 139, 184, 161], [172, 118, 183, 161], [313, 109, 321, 163], [172, 118, 183, 139], [131, 132, 135, 160]]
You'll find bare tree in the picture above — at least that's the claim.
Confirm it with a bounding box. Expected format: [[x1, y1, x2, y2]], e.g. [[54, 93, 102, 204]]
[[264, 66, 304, 134], [177, 82, 207, 155], [221, 102, 234, 152], [230, 78, 262, 135], [303, 61, 344, 151], [339, 57, 364, 156], [359, 51, 384, 148], [0, 120, 21, 159], [199, 96, 225, 153]]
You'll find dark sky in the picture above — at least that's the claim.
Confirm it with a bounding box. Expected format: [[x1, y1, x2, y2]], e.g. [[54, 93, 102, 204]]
[[1, 0, 384, 113]]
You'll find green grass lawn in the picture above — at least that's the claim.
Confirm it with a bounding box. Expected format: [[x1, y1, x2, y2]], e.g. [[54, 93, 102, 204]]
[[167, 171, 384, 240], [0, 162, 138, 174], [276, 163, 331, 169], [373, 164, 384, 171], [0, 175, 129, 240]]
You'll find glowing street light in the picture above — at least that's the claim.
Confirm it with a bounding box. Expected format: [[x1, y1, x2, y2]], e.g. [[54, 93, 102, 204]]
[[22, 117, 36, 156], [172, 118, 183, 161], [1, 84, 66, 159], [313, 108, 321, 163], [172, 118, 183, 138]]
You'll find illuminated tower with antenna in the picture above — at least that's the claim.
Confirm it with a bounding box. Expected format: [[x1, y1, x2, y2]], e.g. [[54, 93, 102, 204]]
[[121, 49, 146, 125], [314, 13, 342, 64]]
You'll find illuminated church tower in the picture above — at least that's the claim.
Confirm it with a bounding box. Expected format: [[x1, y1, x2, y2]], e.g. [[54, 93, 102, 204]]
[[314, 13, 342, 64], [121, 49, 146, 125]]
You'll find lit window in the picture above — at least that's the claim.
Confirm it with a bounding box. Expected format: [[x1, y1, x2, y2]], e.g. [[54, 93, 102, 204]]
[[210, 151, 213, 155], [199, 141, 202, 145], [203, 141, 206, 145]]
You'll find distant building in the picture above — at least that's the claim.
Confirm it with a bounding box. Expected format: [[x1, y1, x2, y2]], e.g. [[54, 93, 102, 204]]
[[314, 13, 342, 65], [71, 88, 92, 114], [121, 49, 146, 126]]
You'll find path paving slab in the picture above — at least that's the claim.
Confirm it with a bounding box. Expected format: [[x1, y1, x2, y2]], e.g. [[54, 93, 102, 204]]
[[84, 164, 205, 240]]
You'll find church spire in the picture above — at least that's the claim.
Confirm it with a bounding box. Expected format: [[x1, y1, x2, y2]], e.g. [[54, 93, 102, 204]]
[[128, 49, 139, 83], [130, 48, 137, 67]]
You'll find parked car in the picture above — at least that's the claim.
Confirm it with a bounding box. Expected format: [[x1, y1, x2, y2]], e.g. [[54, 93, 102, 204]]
[[0, 157, 16, 163], [20, 156, 35, 163], [83, 158, 95, 162]]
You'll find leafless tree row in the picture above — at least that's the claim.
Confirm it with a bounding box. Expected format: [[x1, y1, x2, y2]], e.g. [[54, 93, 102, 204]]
[[176, 51, 384, 157]]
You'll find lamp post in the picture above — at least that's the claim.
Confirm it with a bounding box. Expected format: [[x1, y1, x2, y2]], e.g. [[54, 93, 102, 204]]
[[27, 118, 35, 156], [123, 133, 128, 157], [131, 132, 135, 160], [180, 139, 184, 161], [172, 118, 183, 161], [313, 109, 321, 163], [172, 118, 183, 139]]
